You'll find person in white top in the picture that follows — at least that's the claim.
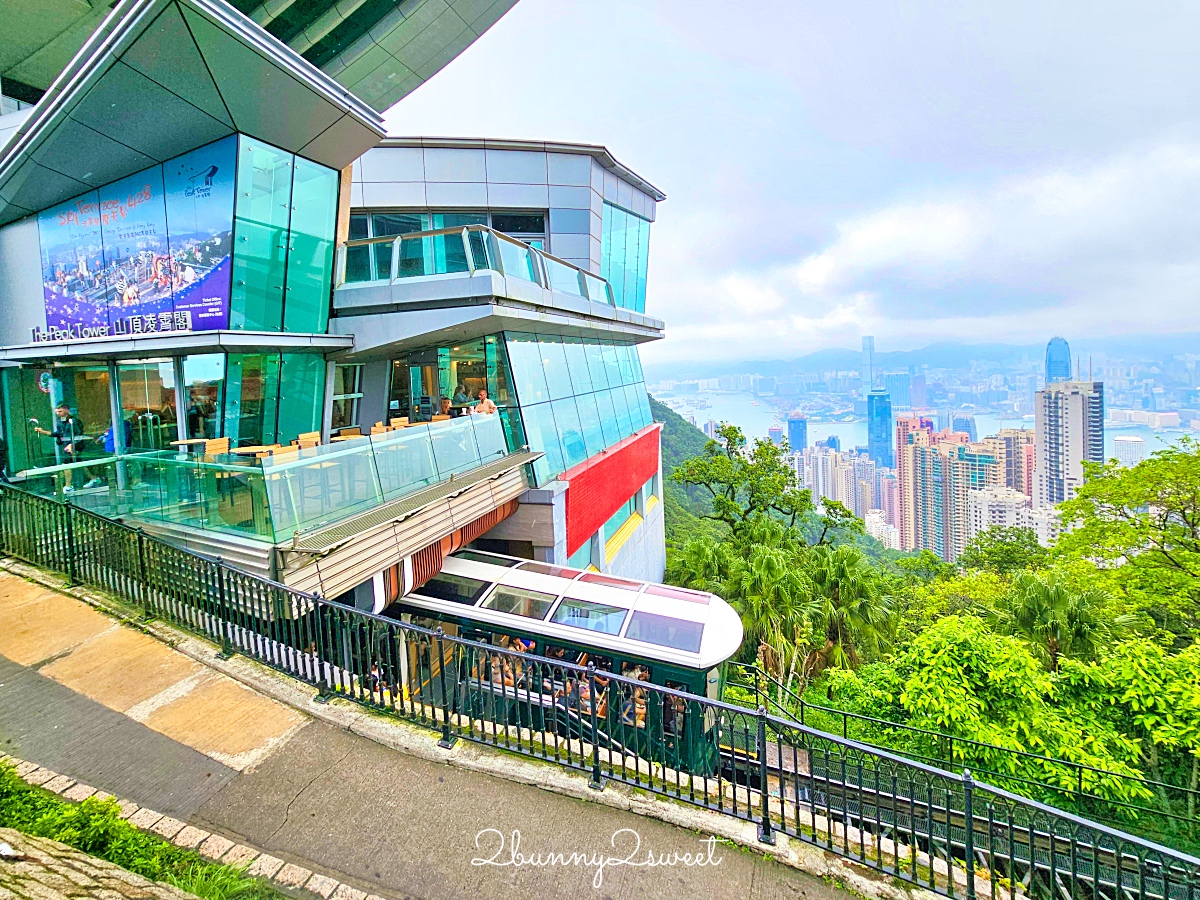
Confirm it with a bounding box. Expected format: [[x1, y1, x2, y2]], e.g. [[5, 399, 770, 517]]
[[474, 388, 498, 415]]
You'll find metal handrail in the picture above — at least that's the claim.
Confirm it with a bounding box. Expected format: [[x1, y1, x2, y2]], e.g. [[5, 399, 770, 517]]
[[728, 660, 1200, 821], [335, 224, 615, 306], [3, 480, 1199, 892]]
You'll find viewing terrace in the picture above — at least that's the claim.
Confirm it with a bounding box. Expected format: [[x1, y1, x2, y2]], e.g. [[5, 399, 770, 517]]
[[330, 225, 664, 359]]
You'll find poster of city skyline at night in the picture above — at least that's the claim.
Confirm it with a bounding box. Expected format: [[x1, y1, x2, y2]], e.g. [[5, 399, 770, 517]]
[[37, 136, 235, 339]]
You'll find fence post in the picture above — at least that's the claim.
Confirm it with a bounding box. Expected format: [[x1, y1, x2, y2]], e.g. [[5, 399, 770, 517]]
[[215, 559, 234, 659], [436, 628, 456, 748], [962, 768, 977, 900], [757, 707, 775, 845], [136, 528, 149, 617], [587, 663, 604, 791], [63, 499, 78, 586]]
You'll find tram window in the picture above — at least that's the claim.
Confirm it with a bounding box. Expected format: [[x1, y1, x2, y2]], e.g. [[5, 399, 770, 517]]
[[481, 585, 557, 619], [453, 549, 520, 567], [625, 611, 704, 653], [416, 573, 491, 605], [551, 598, 628, 635], [642, 583, 711, 605], [519, 561, 583, 579], [579, 572, 641, 591]]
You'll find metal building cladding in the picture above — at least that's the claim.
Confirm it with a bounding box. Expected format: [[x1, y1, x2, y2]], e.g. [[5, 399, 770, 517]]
[[0, 0, 669, 616]]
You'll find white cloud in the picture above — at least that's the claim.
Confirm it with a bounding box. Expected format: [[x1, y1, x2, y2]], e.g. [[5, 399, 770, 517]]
[[645, 143, 1200, 363]]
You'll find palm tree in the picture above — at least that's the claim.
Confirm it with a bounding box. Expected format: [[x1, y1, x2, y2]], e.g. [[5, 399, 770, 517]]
[[992, 570, 1137, 671], [727, 544, 810, 683], [666, 537, 728, 594], [803, 544, 895, 676]]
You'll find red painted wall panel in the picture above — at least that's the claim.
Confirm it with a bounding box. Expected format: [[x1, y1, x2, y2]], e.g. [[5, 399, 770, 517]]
[[562, 423, 662, 556]]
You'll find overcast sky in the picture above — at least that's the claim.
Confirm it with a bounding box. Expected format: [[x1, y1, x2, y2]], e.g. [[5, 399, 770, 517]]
[[385, 1, 1200, 365]]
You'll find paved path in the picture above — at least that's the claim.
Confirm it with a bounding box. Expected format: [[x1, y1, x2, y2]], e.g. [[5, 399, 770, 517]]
[[0, 572, 843, 900]]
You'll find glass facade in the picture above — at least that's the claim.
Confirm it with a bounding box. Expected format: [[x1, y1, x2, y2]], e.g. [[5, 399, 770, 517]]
[[503, 333, 652, 484], [35, 134, 338, 341], [600, 201, 650, 313]]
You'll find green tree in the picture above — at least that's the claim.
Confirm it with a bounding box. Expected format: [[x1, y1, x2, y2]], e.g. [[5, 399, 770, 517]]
[[803, 544, 895, 676], [670, 423, 813, 540], [958, 525, 1048, 574], [1058, 437, 1200, 618], [991, 569, 1138, 671]]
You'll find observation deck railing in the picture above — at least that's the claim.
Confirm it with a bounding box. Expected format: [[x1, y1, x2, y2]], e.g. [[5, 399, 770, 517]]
[[15, 414, 511, 544], [334, 224, 614, 306], [0, 481, 1197, 900]]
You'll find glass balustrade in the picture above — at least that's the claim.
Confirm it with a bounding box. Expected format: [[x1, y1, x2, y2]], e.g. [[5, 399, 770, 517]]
[[16, 413, 520, 544], [337, 225, 615, 307]]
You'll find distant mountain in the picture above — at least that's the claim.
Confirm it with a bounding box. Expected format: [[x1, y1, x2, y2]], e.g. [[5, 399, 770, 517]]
[[644, 332, 1200, 383]]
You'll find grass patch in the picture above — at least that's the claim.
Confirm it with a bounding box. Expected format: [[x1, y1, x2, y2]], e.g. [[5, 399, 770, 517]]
[[0, 762, 286, 900]]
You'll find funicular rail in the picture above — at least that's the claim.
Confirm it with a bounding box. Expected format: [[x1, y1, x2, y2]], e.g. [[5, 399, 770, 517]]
[[1, 482, 1197, 900]]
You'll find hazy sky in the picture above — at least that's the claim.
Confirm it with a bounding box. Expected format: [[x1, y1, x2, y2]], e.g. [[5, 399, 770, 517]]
[[385, 1, 1200, 365]]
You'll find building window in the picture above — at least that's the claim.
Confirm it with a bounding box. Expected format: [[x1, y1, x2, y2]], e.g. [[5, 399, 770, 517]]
[[331, 363, 363, 430], [600, 202, 650, 312]]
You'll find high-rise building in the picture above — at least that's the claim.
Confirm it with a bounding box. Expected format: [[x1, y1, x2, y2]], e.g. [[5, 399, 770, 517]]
[[1113, 435, 1146, 467], [968, 487, 1032, 543], [1045, 337, 1072, 385], [952, 414, 977, 442], [861, 336, 875, 391], [768, 424, 783, 445], [703, 420, 719, 439], [876, 470, 899, 528], [1022, 443, 1036, 498], [0, 0, 673, 607], [1033, 381, 1105, 509], [787, 413, 808, 451], [900, 428, 1000, 561], [895, 415, 934, 549], [866, 391, 894, 468], [816, 435, 841, 452], [882, 373, 911, 408], [910, 374, 928, 409], [980, 428, 1035, 493]]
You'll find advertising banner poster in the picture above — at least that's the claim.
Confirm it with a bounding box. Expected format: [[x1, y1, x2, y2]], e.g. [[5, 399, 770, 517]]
[[38, 191, 110, 334], [35, 137, 236, 342], [165, 135, 235, 332], [99, 167, 173, 330]]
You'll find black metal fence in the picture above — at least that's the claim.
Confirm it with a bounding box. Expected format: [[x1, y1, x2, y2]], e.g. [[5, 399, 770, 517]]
[[2, 483, 1198, 900], [727, 663, 1200, 852]]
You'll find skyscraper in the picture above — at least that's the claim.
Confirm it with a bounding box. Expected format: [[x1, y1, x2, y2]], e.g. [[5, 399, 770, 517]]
[[903, 431, 1001, 561], [768, 425, 783, 445], [862, 336, 875, 391], [882, 373, 911, 408], [1033, 381, 1105, 509], [980, 428, 1035, 493], [787, 413, 808, 451], [895, 415, 934, 549], [1045, 337, 1072, 385], [867, 391, 894, 468]]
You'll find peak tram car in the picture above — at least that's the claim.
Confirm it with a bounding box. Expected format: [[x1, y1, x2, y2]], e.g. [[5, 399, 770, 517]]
[[379, 549, 745, 775]]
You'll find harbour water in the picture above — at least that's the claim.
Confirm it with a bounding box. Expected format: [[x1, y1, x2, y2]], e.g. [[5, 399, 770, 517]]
[[656, 391, 1192, 461]]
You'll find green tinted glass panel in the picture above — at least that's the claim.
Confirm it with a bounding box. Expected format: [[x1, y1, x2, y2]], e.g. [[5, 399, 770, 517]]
[[538, 336, 571, 401], [521, 402, 564, 481], [283, 157, 337, 333], [583, 341, 610, 389], [594, 389, 620, 446], [505, 333, 550, 405], [551, 397, 587, 470], [235, 138, 292, 229], [276, 353, 325, 443], [231, 219, 286, 330], [574, 392, 605, 457], [223, 353, 280, 446], [560, 338, 593, 394]]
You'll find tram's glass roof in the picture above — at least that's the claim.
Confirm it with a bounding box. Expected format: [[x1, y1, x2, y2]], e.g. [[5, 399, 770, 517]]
[[402, 549, 745, 670]]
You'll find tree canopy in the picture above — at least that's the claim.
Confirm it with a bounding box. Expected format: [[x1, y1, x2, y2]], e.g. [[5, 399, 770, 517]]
[[959, 525, 1048, 574]]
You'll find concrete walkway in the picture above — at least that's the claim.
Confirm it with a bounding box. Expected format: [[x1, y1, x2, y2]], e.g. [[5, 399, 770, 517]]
[[0, 572, 846, 900]]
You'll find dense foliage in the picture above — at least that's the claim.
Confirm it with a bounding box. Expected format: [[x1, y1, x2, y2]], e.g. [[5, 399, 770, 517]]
[[0, 763, 283, 900], [661, 411, 1200, 845]]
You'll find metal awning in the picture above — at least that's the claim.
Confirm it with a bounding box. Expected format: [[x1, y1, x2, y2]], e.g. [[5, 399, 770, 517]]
[[0, 0, 386, 227], [0, 330, 353, 363]]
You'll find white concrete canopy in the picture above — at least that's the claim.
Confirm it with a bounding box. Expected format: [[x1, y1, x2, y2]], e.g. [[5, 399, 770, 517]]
[[0, 0, 387, 226]]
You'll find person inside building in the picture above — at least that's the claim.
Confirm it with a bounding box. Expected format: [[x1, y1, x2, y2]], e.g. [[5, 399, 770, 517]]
[[473, 388, 497, 415], [34, 404, 88, 490], [438, 396, 461, 418], [452, 383, 471, 409]]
